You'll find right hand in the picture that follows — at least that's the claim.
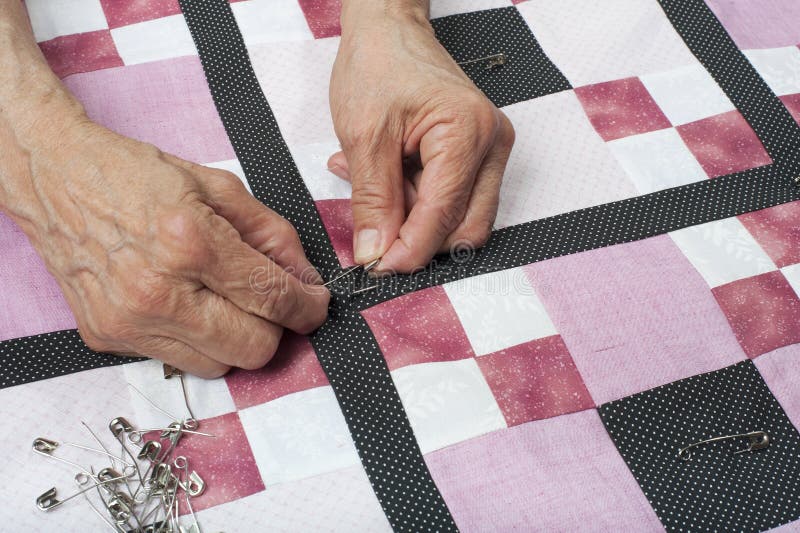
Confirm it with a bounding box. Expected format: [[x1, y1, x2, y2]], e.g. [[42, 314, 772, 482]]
[[0, 114, 329, 378]]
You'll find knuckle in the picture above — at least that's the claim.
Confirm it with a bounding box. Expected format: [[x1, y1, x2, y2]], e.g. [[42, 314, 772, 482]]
[[238, 329, 281, 370], [436, 202, 467, 234], [351, 180, 397, 214], [158, 209, 211, 269], [123, 272, 174, 318]]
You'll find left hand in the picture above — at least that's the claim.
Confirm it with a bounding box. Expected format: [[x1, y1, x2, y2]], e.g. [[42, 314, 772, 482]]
[[328, 5, 515, 273]]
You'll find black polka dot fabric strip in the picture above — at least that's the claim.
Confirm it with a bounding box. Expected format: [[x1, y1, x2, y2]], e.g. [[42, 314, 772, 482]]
[[355, 164, 800, 310], [599, 361, 800, 532], [0, 329, 144, 388], [177, 0, 457, 530], [658, 0, 800, 174], [431, 7, 571, 108]]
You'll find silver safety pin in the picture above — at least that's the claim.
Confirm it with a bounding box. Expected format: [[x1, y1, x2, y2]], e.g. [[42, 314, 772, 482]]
[[678, 430, 770, 461], [457, 52, 508, 70], [33, 437, 134, 468], [36, 472, 130, 511], [323, 258, 381, 296]]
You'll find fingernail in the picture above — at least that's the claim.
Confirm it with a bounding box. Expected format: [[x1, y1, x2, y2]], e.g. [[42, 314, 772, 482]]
[[354, 228, 381, 264], [327, 164, 350, 181]]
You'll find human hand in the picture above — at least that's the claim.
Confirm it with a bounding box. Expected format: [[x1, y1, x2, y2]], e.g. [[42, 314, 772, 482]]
[[0, 113, 329, 378], [328, 2, 515, 272]]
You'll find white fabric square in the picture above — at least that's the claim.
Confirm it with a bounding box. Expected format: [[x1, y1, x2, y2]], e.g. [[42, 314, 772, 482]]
[[205, 159, 252, 194], [239, 386, 359, 485], [670, 218, 777, 288], [608, 128, 707, 193], [640, 64, 735, 125], [518, 0, 697, 87], [111, 14, 196, 66], [392, 359, 506, 454], [26, 0, 108, 42], [444, 267, 557, 356], [289, 142, 353, 200], [497, 91, 637, 227], [231, 0, 313, 46], [123, 360, 236, 428], [781, 264, 800, 298], [744, 46, 800, 97], [430, 0, 513, 19], [250, 38, 339, 148]]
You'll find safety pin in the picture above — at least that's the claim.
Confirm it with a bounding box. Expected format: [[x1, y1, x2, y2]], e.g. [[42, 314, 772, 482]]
[[74, 474, 119, 532], [677, 430, 770, 461], [457, 52, 507, 70], [127, 426, 215, 444], [324, 258, 381, 287], [163, 364, 198, 424], [36, 472, 130, 511], [128, 382, 199, 431], [33, 437, 134, 468]]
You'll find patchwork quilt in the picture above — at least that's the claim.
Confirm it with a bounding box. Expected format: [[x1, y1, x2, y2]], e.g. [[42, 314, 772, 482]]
[[2, 0, 800, 531]]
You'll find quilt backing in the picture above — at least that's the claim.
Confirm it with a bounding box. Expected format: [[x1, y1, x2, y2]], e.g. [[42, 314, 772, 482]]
[[2, 0, 800, 531]]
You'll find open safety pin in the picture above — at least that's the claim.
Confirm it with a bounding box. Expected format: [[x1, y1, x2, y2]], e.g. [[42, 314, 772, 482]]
[[36, 472, 130, 511], [677, 430, 770, 461], [323, 258, 381, 287]]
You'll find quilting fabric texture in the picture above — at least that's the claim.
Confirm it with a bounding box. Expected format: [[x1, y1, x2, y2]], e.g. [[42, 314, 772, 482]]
[[1, 0, 800, 532]]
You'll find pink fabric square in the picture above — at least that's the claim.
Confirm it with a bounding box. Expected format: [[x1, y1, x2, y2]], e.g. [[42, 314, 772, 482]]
[[475, 335, 594, 426], [574, 77, 671, 141], [316, 199, 353, 267], [676, 110, 772, 178], [780, 93, 800, 125], [298, 0, 342, 39], [705, 0, 800, 50], [361, 286, 474, 371], [39, 30, 123, 79], [424, 410, 662, 531], [738, 201, 800, 268], [0, 213, 76, 341], [224, 331, 328, 410], [524, 234, 747, 404], [754, 343, 800, 432], [63, 56, 235, 164], [165, 412, 265, 513], [712, 270, 800, 358], [99, 0, 181, 29]]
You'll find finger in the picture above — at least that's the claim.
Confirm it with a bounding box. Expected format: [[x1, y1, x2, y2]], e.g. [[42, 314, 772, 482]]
[[198, 216, 330, 334], [202, 168, 323, 285], [327, 151, 349, 181], [342, 126, 405, 264], [379, 118, 493, 272], [441, 114, 514, 252], [158, 287, 284, 371], [166, 154, 322, 285], [136, 335, 231, 379]]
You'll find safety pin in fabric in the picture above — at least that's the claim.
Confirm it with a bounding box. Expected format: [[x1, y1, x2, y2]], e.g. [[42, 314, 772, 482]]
[[323, 258, 381, 295], [457, 52, 507, 70], [677, 431, 770, 461]]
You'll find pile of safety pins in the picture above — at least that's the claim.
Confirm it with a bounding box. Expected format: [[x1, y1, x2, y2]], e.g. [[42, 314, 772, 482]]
[[33, 364, 212, 533]]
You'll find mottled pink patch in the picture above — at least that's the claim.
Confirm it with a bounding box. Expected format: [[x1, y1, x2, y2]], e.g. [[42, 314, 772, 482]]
[[0, 213, 76, 341], [316, 199, 353, 267], [475, 335, 594, 426], [224, 331, 328, 410], [712, 270, 800, 358], [297, 0, 342, 39], [362, 286, 474, 371], [166, 412, 264, 513], [424, 410, 662, 531], [676, 110, 772, 178], [524, 235, 747, 404], [705, 0, 800, 50], [780, 93, 800, 125], [63, 56, 235, 164], [739, 201, 800, 268], [573, 77, 671, 141], [39, 30, 123, 79], [99, 0, 181, 29]]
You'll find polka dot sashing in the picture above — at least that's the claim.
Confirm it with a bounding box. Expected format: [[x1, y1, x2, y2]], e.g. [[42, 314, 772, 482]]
[[431, 6, 571, 108], [599, 361, 800, 532]]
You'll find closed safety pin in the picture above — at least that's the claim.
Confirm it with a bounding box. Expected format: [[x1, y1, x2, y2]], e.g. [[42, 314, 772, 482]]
[[678, 430, 770, 461]]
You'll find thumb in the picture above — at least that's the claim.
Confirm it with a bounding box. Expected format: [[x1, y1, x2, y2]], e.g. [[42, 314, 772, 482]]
[[343, 136, 405, 264]]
